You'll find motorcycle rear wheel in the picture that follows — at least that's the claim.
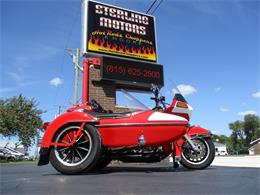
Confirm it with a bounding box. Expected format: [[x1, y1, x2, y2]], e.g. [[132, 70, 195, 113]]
[[49, 124, 102, 174], [180, 138, 215, 169]]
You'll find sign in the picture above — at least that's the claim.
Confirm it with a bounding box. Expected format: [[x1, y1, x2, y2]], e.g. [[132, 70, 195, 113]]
[[82, 0, 157, 62], [101, 57, 164, 86]]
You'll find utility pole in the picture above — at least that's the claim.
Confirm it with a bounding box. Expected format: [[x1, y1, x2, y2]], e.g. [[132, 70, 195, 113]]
[[74, 48, 81, 105], [65, 48, 82, 106], [58, 105, 62, 115]]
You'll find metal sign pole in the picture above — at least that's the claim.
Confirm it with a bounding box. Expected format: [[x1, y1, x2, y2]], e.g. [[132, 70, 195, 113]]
[[82, 59, 90, 105], [73, 48, 80, 105]]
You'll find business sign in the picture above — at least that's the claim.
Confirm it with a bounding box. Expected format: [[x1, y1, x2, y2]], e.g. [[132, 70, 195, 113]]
[[101, 57, 164, 86], [82, 0, 157, 62]]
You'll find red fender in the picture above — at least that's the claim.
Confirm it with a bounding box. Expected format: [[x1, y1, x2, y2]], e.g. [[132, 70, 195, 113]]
[[173, 126, 212, 157], [41, 112, 98, 148], [187, 126, 212, 138]]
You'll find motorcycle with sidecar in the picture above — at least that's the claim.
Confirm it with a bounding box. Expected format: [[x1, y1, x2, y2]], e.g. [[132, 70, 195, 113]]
[[38, 85, 215, 174]]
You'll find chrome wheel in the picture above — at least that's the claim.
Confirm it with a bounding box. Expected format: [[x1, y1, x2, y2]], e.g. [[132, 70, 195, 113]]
[[54, 126, 93, 167], [182, 138, 209, 165]]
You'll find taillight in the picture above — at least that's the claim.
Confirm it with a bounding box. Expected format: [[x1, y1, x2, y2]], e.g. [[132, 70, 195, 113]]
[[176, 102, 188, 108]]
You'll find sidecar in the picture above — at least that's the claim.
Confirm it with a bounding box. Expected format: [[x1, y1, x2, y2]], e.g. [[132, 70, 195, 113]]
[[38, 90, 215, 174]]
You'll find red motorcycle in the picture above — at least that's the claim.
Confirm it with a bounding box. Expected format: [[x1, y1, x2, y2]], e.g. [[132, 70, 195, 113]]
[[38, 85, 215, 174]]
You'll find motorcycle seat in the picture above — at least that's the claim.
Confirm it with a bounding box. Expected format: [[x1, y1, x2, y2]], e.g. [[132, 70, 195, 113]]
[[85, 111, 132, 119]]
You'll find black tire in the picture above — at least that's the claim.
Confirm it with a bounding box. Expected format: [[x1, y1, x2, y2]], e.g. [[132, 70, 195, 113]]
[[180, 138, 215, 169], [92, 154, 111, 171], [49, 124, 102, 174], [7, 157, 15, 162]]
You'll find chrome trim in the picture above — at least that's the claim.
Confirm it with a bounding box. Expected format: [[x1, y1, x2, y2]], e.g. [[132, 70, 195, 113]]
[[68, 119, 99, 123], [96, 122, 189, 128], [184, 134, 199, 152], [138, 135, 145, 147]]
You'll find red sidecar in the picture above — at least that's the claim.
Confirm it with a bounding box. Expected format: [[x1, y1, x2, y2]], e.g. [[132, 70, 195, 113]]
[[38, 88, 215, 174]]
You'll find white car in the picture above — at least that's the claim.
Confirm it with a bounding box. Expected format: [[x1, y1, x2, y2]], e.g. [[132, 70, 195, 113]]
[[0, 147, 25, 160], [216, 150, 228, 156], [0, 148, 16, 161]]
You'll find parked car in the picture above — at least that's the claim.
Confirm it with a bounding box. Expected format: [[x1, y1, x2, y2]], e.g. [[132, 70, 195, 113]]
[[216, 150, 228, 156], [0, 148, 7, 160], [0, 148, 16, 161], [0, 147, 25, 160], [228, 150, 239, 155], [23, 155, 30, 160]]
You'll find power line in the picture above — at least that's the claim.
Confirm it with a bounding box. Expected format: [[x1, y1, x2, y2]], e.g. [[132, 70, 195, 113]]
[[151, 0, 164, 15], [146, 0, 158, 14], [52, 2, 81, 113]]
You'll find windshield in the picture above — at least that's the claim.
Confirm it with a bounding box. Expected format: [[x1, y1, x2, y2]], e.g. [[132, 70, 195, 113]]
[[117, 84, 189, 111], [119, 89, 149, 111], [171, 85, 188, 103]]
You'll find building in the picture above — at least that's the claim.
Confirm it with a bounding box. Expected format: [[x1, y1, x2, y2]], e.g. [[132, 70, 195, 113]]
[[248, 138, 260, 155], [214, 142, 228, 156]]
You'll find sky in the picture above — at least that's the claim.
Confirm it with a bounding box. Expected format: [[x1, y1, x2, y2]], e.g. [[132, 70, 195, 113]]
[[0, 0, 260, 151]]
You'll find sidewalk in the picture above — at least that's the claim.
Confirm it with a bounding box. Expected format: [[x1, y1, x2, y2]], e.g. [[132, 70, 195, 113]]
[[212, 155, 260, 168]]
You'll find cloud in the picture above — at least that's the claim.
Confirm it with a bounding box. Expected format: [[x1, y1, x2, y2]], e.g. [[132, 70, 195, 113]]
[[219, 107, 230, 112], [211, 130, 220, 135], [0, 87, 16, 93], [173, 84, 197, 96], [10, 45, 60, 68], [49, 77, 63, 87], [2, 44, 61, 93], [0, 81, 37, 94], [12, 56, 30, 68], [6, 71, 24, 82], [190, 2, 219, 16], [4, 72, 37, 93], [237, 110, 257, 116], [214, 87, 221, 93], [252, 92, 260, 98]]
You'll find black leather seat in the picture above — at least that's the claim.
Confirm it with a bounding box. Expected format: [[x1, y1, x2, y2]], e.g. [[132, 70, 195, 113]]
[[85, 111, 131, 119]]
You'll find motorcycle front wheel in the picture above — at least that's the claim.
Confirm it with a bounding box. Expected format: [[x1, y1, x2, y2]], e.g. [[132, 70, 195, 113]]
[[180, 138, 215, 169], [49, 124, 102, 174]]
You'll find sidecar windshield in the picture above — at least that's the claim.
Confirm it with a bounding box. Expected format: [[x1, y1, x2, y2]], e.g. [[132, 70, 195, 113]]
[[118, 89, 150, 111]]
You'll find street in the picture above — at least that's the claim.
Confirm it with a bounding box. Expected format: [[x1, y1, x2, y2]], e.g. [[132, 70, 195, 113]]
[[1, 157, 259, 195]]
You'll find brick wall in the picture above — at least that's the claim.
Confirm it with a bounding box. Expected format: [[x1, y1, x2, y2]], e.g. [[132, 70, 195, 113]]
[[88, 66, 116, 111], [88, 66, 131, 113]]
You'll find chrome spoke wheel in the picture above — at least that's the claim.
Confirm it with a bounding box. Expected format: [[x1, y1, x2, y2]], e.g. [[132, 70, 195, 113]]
[[182, 138, 209, 165], [54, 126, 93, 167]]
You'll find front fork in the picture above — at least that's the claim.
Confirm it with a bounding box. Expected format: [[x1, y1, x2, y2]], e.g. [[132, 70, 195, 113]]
[[172, 133, 198, 167]]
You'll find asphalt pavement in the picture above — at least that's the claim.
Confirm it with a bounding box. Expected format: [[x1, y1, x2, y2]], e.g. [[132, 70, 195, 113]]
[[1, 161, 259, 195]]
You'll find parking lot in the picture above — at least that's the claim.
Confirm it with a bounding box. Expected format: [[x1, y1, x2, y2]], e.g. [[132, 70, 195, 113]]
[[1, 156, 259, 195]]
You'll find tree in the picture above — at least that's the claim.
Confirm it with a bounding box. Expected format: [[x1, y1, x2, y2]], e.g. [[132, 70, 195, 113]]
[[0, 95, 44, 152], [244, 114, 260, 144], [229, 120, 246, 152], [229, 121, 245, 141], [229, 115, 260, 153], [212, 134, 233, 150]]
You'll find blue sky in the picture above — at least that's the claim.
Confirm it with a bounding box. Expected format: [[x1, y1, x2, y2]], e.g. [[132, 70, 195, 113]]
[[1, 0, 259, 148]]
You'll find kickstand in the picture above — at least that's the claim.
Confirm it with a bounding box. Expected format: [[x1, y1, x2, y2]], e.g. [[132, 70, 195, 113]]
[[172, 155, 181, 168], [173, 161, 179, 168]]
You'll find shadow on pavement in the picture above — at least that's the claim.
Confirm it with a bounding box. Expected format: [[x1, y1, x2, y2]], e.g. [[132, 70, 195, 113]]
[[42, 164, 218, 176]]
